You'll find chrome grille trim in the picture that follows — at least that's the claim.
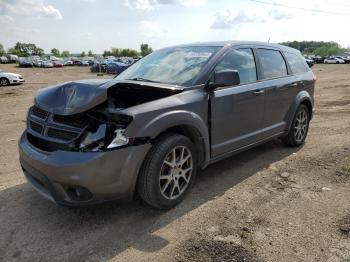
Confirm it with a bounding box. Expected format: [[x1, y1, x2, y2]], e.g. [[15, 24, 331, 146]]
[[27, 106, 87, 143]]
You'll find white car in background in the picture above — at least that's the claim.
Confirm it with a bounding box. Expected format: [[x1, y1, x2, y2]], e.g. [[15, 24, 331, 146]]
[[0, 70, 25, 86], [324, 57, 345, 64]]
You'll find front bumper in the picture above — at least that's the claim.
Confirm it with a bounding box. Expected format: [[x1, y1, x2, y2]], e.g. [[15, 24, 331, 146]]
[[10, 78, 25, 84], [18, 132, 150, 206]]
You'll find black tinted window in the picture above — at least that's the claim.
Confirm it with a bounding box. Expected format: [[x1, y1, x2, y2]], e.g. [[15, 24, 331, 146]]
[[284, 52, 309, 74], [215, 48, 257, 84], [258, 49, 287, 79]]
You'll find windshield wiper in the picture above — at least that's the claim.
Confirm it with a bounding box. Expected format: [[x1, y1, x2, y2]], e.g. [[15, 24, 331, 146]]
[[127, 77, 161, 83]]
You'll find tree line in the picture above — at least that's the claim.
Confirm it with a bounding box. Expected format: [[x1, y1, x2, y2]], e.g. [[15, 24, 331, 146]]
[[0, 42, 153, 58], [4, 41, 347, 58], [280, 41, 350, 56], [103, 44, 152, 57]]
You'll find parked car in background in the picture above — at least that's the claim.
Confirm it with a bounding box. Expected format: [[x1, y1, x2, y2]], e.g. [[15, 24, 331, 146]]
[[42, 61, 54, 68], [336, 56, 350, 63], [73, 60, 83, 66], [0, 70, 25, 86], [19, 59, 34, 68], [19, 41, 315, 209], [52, 60, 64, 67], [81, 60, 90, 66], [7, 54, 19, 63], [305, 58, 314, 68], [313, 56, 325, 64], [324, 57, 345, 64], [64, 60, 73, 66], [106, 61, 129, 74], [33, 60, 43, 67], [90, 61, 107, 73], [0, 56, 8, 63]]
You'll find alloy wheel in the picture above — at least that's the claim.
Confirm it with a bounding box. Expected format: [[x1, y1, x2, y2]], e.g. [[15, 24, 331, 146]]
[[294, 109, 308, 143], [0, 79, 8, 86], [159, 146, 193, 200]]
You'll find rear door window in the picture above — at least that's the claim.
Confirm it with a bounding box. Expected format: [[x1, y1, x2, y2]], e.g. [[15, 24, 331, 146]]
[[284, 52, 309, 74], [258, 49, 288, 79], [215, 48, 257, 85]]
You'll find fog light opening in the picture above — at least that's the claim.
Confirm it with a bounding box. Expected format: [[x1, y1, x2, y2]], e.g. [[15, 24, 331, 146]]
[[66, 186, 93, 201]]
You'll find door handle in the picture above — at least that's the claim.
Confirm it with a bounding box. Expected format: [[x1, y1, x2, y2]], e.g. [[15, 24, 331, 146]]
[[253, 90, 265, 95], [289, 82, 298, 87]]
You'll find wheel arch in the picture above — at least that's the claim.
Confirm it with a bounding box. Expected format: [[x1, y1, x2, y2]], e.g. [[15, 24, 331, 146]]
[[151, 124, 208, 169], [129, 110, 211, 169], [286, 91, 314, 132]]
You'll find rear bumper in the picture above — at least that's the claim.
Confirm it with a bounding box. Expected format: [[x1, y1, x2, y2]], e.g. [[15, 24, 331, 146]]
[[18, 132, 151, 206]]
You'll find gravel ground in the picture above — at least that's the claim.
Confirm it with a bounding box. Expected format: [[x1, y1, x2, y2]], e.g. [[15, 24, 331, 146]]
[[0, 64, 349, 262]]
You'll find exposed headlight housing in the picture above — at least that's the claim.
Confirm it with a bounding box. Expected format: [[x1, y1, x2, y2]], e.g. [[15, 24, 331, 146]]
[[79, 124, 106, 152], [107, 129, 129, 149], [79, 123, 130, 152]]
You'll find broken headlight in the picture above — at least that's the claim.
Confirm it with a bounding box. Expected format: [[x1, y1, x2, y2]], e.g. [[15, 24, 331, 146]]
[[107, 129, 129, 149], [79, 124, 130, 152], [79, 124, 107, 152]]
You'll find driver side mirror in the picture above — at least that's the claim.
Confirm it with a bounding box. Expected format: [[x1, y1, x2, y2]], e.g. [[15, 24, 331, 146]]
[[209, 69, 240, 89]]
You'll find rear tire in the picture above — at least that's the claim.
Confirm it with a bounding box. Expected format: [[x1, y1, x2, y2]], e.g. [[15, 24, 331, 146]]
[[283, 104, 310, 147], [0, 78, 10, 86], [137, 133, 197, 209]]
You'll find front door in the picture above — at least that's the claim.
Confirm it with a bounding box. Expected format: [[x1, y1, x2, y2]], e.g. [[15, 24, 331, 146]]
[[210, 48, 265, 157]]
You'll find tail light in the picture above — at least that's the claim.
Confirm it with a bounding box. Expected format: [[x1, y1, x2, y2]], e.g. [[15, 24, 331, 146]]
[[312, 73, 317, 82]]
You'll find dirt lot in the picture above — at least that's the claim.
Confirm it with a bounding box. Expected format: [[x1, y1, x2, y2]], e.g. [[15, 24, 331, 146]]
[[0, 64, 349, 262]]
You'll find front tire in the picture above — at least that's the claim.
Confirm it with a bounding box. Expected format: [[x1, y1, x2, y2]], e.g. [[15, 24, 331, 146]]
[[137, 133, 197, 209], [283, 105, 310, 147], [0, 78, 10, 86]]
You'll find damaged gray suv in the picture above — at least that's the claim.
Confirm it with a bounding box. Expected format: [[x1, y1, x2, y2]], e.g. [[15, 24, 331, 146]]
[[19, 41, 315, 209]]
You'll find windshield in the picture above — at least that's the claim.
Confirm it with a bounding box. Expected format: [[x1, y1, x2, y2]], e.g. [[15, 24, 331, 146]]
[[115, 46, 221, 86]]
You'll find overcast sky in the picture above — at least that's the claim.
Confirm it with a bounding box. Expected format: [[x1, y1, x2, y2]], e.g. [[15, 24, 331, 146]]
[[1, 0, 350, 53]]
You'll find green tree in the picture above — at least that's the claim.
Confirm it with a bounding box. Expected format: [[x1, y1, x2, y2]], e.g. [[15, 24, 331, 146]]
[[81, 51, 86, 57], [88, 50, 93, 57], [140, 43, 153, 56], [8, 42, 44, 56], [51, 48, 60, 57], [61, 50, 70, 57], [103, 47, 139, 57], [280, 41, 349, 56], [0, 43, 5, 56], [103, 50, 112, 57], [111, 48, 120, 57]]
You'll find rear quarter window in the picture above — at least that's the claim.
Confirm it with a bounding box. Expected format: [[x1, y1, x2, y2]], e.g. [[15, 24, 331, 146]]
[[284, 52, 309, 74], [258, 49, 288, 79]]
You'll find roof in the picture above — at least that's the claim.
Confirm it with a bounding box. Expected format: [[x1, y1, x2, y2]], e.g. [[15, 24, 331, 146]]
[[161, 41, 300, 54]]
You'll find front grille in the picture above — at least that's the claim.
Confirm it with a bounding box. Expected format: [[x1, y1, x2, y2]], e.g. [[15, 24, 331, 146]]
[[27, 105, 88, 146], [53, 115, 89, 128], [31, 106, 48, 119], [47, 127, 78, 141], [30, 121, 43, 134]]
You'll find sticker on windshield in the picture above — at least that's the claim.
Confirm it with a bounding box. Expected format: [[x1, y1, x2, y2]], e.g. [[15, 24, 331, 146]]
[[185, 52, 212, 58]]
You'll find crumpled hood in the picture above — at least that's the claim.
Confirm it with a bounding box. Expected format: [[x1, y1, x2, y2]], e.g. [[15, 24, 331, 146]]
[[35, 79, 111, 115], [34, 79, 185, 116]]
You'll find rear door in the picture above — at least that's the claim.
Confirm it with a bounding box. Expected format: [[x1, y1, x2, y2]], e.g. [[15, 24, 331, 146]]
[[210, 47, 265, 157], [256, 48, 297, 138]]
